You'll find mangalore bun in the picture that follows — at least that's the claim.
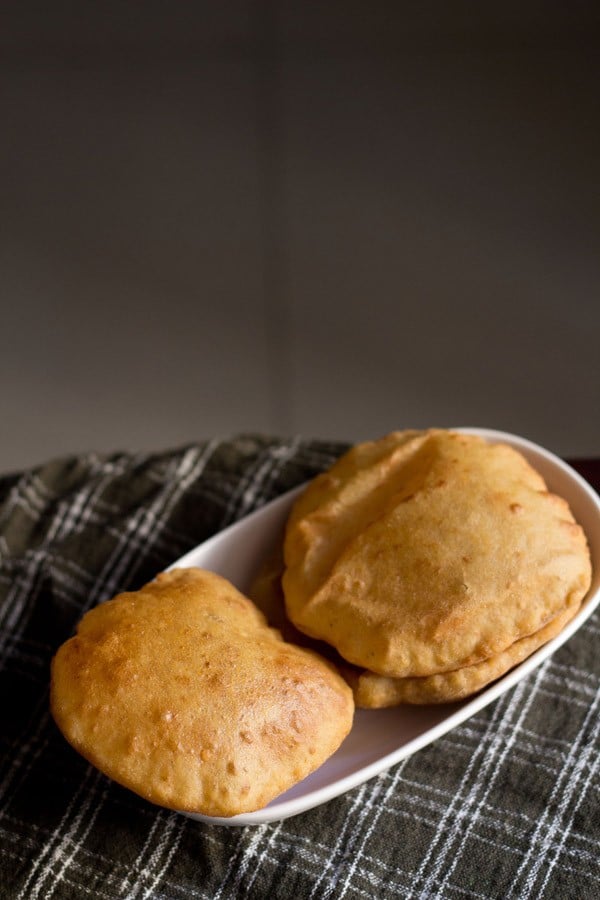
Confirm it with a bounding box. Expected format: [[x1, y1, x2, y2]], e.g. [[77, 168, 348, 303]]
[[249, 549, 583, 707], [345, 597, 582, 706], [283, 430, 592, 679], [50, 568, 354, 817]]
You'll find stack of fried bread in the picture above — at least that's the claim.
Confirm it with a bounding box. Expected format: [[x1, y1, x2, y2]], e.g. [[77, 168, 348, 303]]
[[51, 569, 354, 816], [251, 429, 592, 707]]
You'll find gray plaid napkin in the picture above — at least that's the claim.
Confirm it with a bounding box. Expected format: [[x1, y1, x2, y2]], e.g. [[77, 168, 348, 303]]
[[1, 436, 598, 899]]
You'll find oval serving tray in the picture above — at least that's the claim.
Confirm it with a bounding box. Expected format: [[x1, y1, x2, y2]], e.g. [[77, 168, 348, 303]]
[[167, 428, 600, 826]]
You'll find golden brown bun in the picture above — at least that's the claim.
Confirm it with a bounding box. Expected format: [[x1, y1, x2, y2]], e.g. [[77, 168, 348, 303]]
[[346, 598, 582, 706], [248, 544, 582, 706], [283, 430, 591, 679], [51, 568, 354, 817]]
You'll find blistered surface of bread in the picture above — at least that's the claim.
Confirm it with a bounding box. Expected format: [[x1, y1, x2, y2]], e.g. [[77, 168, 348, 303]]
[[283, 430, 591, 678], [50, 568, 354, 817], [247, 543, 584, 706], [346, 598, 582, 706]]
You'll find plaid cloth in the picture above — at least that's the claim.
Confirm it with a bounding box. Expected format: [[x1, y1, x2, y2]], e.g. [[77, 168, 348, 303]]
[[1, 435, 599, 900]]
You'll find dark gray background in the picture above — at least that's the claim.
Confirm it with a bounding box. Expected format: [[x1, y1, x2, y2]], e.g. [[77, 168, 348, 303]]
[[2, 2, 599, 471]]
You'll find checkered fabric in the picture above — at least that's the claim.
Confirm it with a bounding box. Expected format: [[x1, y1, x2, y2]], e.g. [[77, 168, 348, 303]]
[[1, 436, 599, 900]]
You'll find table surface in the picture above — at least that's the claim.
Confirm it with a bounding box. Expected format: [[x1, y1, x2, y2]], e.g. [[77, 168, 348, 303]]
[[0, 437, 598, 900]]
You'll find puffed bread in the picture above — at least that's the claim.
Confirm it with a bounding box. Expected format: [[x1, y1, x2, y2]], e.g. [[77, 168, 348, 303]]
[[283, 430, 591, 679], [50, 568, 354, 817], [345, 598, 582, 706], [249, 546, 584, 707]]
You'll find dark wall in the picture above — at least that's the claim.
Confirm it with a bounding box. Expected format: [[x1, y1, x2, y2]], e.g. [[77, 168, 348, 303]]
[[2, 3, 599, 469]]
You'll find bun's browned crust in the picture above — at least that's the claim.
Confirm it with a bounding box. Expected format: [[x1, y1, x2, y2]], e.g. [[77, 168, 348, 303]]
[[248, 540, 584, 707], [51, 568, 354, 817], [345, 598, 582, 706], [283, 430, 591, 680]]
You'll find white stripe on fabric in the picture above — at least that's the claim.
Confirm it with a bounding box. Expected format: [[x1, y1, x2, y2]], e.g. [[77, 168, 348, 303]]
[[409, 666, 543, 899], [256, 843, 493, 900], [137, 812, 185, 900], [0, 458, 126, 651], [220, 437, 302, 527], [115, 804, 167, 898], [39, 779, 111, 900], [514, 680, 600, 898], [84, 442, 216, 613], [307, 781, 373, 899], [406, 696, 513, 897], [429, 662, 551, 899], [0, 472, 51, 533], [337, 761, 410, 900], [0, 549, 49, 641], [240, 822, 285, 896], [215, 822, 282, 900], [211, 824, 273, 900], [15, 765, 104, 900]]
